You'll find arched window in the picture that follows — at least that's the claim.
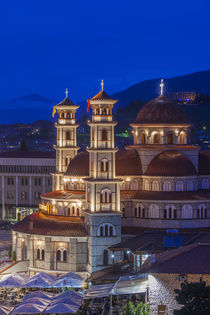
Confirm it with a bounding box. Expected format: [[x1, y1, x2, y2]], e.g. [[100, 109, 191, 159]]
[[141, 132, 146, 144], [72, 206, 75, 215], [102, 129, 108, 141], [164, 205, 176, 219], [180, 132, 186, 144], [134, 208, 137, 217], [63, 250, 67, 262], [105, 225, 108, 236], [101, 159, 109, 172], [37, 248, 40, 260], [152, 181, 160, 191], [97, 223, 116, 237], [187, 181, 193, 191], [163, 181, 172, 192], [77, 208, 80, 216], [198, 204, 207, 219], [100, 226, 103, 236], [66, 131, 70, 140], [153, 133, 159, 144], [100, 189, 112, 203], [149, 204, 159, 218], [144, 180, 150, 191], [176, 181, 184, 192], [202, 179, 209, 190], [41, 249, 45, 260], [167, 133, 173, 144], [182, 204, 193, 219], [57, 250, 61, 262]]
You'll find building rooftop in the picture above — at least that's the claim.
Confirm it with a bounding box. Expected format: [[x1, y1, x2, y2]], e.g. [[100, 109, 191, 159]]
[[141, 242, 210, 274], [41, 190, 85, 200], [0, 151, 56, 159], [12, 212, 86, 237]]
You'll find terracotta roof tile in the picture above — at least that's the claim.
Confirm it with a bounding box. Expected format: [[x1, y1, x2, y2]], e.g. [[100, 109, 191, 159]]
[[41, 190, 85, 200], [56, 97, 76, 106], [90, 90, 116, 101], [12, 212, 86, 237]]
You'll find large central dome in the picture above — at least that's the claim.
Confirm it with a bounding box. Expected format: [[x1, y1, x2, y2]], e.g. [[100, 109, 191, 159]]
[[133, 95, 188, 124]]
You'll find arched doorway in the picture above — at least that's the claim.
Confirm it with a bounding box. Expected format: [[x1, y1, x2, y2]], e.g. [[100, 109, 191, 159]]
[[141, 132, 146, 144], [167, 133, 173, 144]]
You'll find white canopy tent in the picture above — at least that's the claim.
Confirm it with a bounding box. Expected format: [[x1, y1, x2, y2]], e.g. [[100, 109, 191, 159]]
[[24, 272, 55, 288], [52, 290, 83, 306], [85, 274, 148, 299], [21, 297, 49, 307]]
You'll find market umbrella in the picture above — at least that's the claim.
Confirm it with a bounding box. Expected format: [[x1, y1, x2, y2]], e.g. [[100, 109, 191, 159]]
[[10, 303, 46, 314], [0, 305, 13, 315], [23, 290, 54, 301], [24, 273, 54, 288], [0, 272, 29, 288], [44, 302, 78, 314], [53, 272, 84, 288], [53, 290, 82, 305], [21, 297, 49, 306]]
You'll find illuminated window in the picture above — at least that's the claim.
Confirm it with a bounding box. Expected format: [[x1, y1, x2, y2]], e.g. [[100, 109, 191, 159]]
[[102, 129, 108, 141], [167, 133, 173, 144]]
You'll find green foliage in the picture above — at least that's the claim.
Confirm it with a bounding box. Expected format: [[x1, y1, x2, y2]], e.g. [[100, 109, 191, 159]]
[[123, 301, 150, 315], [12, 250, 16, 262], [174, 280, 210, 315], [8, 246, 12, 259]]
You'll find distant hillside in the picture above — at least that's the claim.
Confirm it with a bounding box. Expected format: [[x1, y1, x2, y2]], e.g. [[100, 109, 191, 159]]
[[112, 70, 210, 109], [1, 70, 210, 123]]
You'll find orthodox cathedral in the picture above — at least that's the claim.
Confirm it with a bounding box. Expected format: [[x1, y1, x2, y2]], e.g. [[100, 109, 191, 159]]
[[12, 81, 210, 277]]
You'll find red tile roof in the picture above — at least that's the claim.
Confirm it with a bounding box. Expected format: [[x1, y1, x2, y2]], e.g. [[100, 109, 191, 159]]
[[145, 150, 196, 176], [121, 190, 210, 201], [12, 212, 86, 237], [133, 95, 188, 124], [90, 90, 116, 101], [141, 243, 210, 274], [56, 97, 76, 106], [41, 190, 85, 200]]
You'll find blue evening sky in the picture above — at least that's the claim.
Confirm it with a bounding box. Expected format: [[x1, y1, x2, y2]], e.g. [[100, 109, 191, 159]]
[[0, 0, 210, 102]]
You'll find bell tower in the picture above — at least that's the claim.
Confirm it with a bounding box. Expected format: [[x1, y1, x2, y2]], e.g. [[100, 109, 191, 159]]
[[85, 81, 122, 273], [53, 89, 80, 190]]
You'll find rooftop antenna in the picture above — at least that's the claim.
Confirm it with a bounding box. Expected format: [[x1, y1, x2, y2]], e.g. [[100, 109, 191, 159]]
[[101, 79, 104, 91], [160, 79, 164, 96], [65, 88, 68, 98]]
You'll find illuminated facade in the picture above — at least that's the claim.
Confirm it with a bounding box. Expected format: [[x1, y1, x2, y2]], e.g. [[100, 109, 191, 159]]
[[12, 81, 210, 276]]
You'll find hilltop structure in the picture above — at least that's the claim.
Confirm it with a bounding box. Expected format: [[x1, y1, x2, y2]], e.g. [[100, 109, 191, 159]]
[[12, 81, 210, 276]]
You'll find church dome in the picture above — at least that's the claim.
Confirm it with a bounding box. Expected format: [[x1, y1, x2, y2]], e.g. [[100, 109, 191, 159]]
[[133, 95, 188, 124], [65, 149, 142, 177], [145, 151, 196, 176], [66, 151, 89, 177], [116, 149, 142, 176], [199, 151, 210, 175]]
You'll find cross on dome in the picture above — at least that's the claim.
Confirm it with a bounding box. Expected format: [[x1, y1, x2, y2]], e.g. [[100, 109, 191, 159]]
[[65, 88, 69, 98], [101, 79, 104, 91], [160, 79, 164, 96]]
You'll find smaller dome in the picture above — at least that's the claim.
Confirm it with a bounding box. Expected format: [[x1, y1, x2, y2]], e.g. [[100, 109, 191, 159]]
[[199, 151, 210, 175], [65, 149, 142, 177], [116, 149, 142, 176], [65, 151, 89, 177], [133, 95, 188, 124], [146, 151, 196, 176]]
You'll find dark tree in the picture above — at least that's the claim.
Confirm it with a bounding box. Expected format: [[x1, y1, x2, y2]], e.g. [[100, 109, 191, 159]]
[[19, 140, 28, 151], [174, 280, 210, 315]]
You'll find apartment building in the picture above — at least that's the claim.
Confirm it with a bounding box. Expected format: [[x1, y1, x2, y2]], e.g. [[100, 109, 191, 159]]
[[0, 151, 56, 220]]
